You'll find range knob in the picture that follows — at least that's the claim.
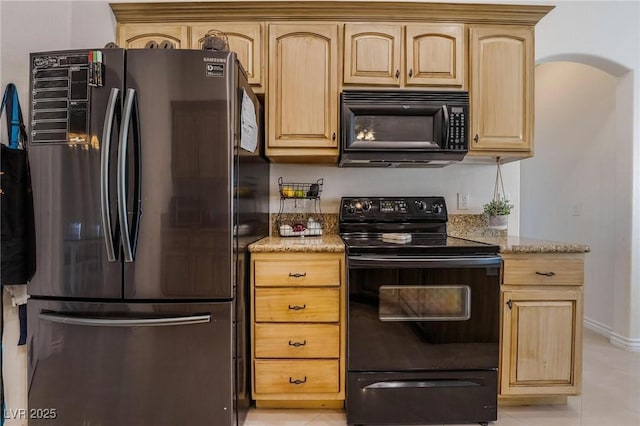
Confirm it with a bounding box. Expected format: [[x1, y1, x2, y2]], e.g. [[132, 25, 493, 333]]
[[415, 200, 428, 211], [432, 204, 443, 214], [362, 200, 372, 211], [345, 204, 356, 214]]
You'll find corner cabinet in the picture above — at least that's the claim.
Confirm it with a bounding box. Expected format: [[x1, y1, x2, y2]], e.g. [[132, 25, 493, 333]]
[[500, 253, 584, 401], [250, 252, 346, 408], [468, 26, 534, 157], [267, 23, 340, 162], [343, 23, 464, 88]]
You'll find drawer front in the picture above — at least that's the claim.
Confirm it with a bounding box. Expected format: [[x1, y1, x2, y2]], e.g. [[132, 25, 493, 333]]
[[254, 360, 339, 394], [255, 288, 340, 322], [502, 254, 584, 285], [254, 259, 341, 287], [255, 324, 340, 358]]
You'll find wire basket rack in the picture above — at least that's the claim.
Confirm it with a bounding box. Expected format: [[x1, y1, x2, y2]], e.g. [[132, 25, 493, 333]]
[[276, 177, 324, 237]]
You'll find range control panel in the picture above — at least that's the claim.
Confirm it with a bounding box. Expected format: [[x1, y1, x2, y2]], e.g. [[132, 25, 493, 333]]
[[339, 196, 448, 223]]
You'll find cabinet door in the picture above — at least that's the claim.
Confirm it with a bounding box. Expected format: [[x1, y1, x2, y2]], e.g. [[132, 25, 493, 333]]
[[405, 24, 464, 87], [343, 24, 402, 86], [501, 289, 583, 395], [191, 23, 264, 90], [267, 24, 339, 152], [118, 24, 189, 49], [469, 26, 533, 152]]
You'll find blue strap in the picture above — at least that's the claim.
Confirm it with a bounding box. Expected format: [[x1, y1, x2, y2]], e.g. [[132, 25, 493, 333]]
[[0, 83, 25, 149]]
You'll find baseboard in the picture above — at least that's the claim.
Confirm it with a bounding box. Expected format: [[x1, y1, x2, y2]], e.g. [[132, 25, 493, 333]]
[[584, 317, 640, 352]]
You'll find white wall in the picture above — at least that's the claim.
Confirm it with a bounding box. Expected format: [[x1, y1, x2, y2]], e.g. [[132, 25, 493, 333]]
[[525, 0, 640, 348], [522, 62, 617, 332]]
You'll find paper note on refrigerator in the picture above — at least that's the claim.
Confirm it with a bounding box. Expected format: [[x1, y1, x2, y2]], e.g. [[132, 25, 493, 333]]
[[240, 89, 258, 153]]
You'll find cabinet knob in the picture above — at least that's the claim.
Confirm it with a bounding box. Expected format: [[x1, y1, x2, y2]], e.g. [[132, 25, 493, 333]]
[[535, 271, 556, 277], [474, 134, 479, 143], [408, 68, 413, 78], [332, 132, 336, 141], [506, 299, 513, 310], [395, 69, 400, 79], [289, 376, 307, 385]]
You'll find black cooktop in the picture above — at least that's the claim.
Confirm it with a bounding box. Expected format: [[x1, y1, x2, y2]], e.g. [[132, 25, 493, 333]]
[[341, 233, 499, 256], [339, 196, 499, 256]]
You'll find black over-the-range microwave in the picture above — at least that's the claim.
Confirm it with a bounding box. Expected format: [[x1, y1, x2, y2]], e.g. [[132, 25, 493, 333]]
[[339, 90, 469, 167]]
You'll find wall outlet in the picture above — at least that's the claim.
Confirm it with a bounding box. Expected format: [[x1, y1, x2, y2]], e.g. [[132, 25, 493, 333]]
[[457, 193, 470, 210]]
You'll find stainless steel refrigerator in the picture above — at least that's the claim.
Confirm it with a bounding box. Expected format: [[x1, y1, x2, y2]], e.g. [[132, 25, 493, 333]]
[[26, 48, 269, 426]]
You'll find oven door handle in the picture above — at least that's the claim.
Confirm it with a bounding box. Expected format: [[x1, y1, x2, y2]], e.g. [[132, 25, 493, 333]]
[[347, 255, 502, 269]]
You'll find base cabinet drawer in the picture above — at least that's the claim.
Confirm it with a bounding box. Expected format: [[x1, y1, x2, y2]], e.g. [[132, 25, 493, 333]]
[[254, 360, 339, 394], [254, 259, 341, 287], [255, 287, 340, 322], [255, 324, 340, 358]]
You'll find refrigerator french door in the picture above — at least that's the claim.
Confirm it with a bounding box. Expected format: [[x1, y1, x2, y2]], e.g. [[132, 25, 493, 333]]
[[27, 48, 267, 425]]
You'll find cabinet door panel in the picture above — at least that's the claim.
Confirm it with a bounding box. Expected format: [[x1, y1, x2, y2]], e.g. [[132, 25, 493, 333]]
[[118, 24, 189, 49], [268, 24, 338, 149], [191, 23, 263, 89], [406, 24, 464, 87], [343, 24, 401, 86], [469, 26, 533, 152], [501, 290, 583, 395]]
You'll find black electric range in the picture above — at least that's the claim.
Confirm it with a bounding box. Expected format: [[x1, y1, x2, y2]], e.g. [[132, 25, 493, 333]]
[[339, 196, 499, 256]]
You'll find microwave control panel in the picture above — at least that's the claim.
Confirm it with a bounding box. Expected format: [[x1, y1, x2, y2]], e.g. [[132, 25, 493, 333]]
[[447, 106, 467, 151]]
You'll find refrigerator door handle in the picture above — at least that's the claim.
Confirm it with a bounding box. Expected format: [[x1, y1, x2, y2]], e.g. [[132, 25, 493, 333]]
[[39, 312, 212, 327], [100, 88, 120, 262], [117, 88, 141, 262]]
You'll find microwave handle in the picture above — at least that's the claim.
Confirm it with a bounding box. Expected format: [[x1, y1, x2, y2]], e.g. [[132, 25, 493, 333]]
[[442, 105, 450, 148]]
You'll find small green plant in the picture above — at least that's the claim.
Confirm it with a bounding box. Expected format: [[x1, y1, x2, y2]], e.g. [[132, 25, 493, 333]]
[[483, 198, 513, 216]]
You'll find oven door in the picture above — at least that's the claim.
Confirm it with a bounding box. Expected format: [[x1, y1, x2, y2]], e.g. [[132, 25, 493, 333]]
[[346, 254, 501, 425], [347, 254, 502, 372]]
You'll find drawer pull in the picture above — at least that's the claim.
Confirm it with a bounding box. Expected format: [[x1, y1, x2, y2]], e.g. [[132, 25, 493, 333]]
[[289, 376, 307, 385], [535, 271, 556, 277], [288, 340, 307, 347], [288, 304, 306, 311], [288, 272, 307, 278]]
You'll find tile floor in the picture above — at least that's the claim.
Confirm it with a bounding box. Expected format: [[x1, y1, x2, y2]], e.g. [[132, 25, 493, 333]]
[[245, 328, 640, 425]]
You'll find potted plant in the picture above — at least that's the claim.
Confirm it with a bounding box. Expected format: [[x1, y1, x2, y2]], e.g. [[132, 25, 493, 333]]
[[484, 159, 512, 230], [483, 198, 513, 230]]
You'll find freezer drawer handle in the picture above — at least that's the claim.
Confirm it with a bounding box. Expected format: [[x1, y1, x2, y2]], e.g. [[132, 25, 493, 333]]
[[288, 272, 307, 278], [288, 304, 306, 311], [289, 376, 307, 385], [288, 340, 307, 347], [39, 312, 211, 327], [535, 271, 556, 277]]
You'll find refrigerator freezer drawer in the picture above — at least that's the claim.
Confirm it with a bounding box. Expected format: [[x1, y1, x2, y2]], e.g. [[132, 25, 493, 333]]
[[28, 299, 234, 426]]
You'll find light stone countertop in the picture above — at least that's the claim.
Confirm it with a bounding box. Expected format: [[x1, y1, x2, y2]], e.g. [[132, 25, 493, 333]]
[[248, 234, 345, 253], [451, 234, 591, 254]]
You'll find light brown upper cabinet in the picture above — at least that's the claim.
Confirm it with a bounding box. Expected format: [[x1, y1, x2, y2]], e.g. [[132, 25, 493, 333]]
[[117, 23, 189, 49], [468, 26, 533, 155], [267, 23, 339, 162], [191, 23, 264, 91], [343, 23, 464, 88]]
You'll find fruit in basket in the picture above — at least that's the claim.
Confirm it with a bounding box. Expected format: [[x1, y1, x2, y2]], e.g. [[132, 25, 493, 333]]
[[295, 190, 305, 198], [307, 183, 320, 197], [292, 223, 306, 232], [281, 186, 295, 197]]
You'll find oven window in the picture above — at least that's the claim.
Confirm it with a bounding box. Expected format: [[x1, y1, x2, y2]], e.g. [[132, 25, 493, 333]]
[[354, 115, 434, 144], [379, 285, 470, 321]]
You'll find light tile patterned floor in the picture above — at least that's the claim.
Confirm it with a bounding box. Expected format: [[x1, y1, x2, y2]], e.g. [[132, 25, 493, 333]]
[[246, 328, 640, 425]]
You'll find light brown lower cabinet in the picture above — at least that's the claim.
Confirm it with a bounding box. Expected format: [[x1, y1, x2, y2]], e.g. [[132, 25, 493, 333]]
[[500, 253, 585, 403], [250, 252, 345, 408]]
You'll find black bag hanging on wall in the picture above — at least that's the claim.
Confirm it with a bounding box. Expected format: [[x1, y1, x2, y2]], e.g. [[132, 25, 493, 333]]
[[0, 83, 36, 285]]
